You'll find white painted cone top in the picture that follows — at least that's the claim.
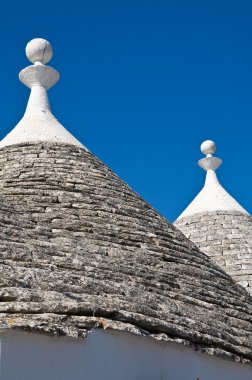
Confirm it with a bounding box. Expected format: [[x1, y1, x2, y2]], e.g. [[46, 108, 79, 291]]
[[176, 140, 248, 220], [0, 38, 85, 149]]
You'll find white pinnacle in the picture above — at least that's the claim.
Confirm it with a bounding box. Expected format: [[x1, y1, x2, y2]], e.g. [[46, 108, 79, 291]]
[[0, 38, 85, 149], [26, 38, 53, 64], [176, 140, 248, 220]]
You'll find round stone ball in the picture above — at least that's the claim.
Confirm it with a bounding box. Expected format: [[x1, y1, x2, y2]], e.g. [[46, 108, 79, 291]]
[[200, 140, 216, 155], [25, 38, 53, 64]]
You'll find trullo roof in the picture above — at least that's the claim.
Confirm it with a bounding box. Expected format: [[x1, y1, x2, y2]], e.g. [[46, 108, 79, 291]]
[[0, 40, 252, 364], [175, 140, 252, 295]]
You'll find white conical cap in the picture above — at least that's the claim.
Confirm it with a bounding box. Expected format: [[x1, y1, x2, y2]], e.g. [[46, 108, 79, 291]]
[[0, 38, 85, 149], [176, 140, 248, 220]]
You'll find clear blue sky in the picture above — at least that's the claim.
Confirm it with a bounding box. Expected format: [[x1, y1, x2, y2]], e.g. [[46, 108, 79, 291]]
[[0, 0, 251, 221]]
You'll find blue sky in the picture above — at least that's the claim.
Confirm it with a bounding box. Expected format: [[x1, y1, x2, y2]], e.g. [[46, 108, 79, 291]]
[[0, 0, 251, 221]]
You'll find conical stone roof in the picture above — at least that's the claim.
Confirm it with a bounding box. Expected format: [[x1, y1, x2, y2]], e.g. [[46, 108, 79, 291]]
[[1, 40, 252, 364], [175, 140, 252, 295]]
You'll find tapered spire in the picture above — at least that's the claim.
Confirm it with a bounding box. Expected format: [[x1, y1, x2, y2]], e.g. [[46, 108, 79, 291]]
[[0, 38, 84, 149], [176, 140, 248, 220]]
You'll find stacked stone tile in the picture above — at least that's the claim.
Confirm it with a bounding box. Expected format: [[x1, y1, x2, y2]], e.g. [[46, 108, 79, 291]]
[[1, 142, 252, 364], [1, 40, 252, 364], [175, 211, 252, 294]]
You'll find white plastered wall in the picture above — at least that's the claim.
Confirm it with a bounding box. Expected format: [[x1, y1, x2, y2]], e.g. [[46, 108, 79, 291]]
[[0, 329, 252, 380]]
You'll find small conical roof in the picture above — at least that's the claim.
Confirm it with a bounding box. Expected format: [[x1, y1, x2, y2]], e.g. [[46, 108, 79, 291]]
[[0, 41, 252, 364], [177, 140, 248, 220], [175, 140, 252, 295]]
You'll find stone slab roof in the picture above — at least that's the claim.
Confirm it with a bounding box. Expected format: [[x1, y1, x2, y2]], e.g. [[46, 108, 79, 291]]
[[0, 142, 252, 363], [175, 211, 252, 295]]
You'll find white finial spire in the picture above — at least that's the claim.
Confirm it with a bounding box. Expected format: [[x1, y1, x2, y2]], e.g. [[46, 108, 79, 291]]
[[200, 139, 216, 155], [198, 140, 222, 186], [26, 38, 53, 65], [0, 38, 84, 149], [176, 139, 248, 220]]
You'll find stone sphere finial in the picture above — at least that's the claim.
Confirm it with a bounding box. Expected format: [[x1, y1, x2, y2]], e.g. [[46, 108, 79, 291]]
[[200, 140, 216, 156], [25, 38, 53, 65], [20, 38, 59, 90]]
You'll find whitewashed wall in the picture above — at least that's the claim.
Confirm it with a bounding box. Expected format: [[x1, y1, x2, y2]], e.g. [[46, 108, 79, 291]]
[[0, 329, 251, 380]]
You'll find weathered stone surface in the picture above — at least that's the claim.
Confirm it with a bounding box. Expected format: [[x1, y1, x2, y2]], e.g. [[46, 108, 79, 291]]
[[0, 143, 252, 363], [175, 211, 252, 295]]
